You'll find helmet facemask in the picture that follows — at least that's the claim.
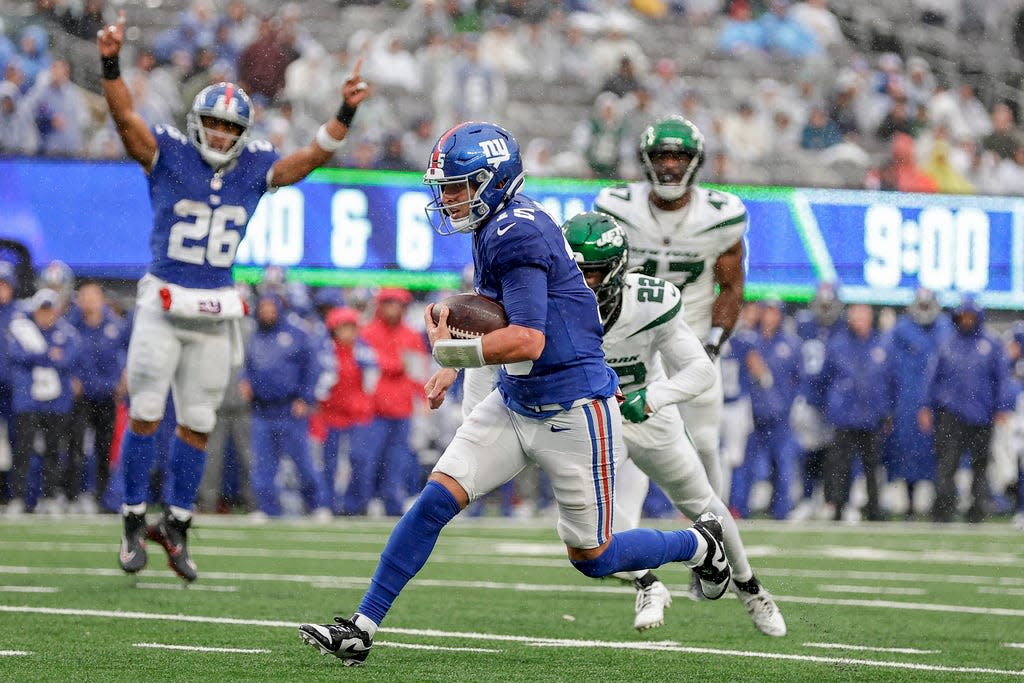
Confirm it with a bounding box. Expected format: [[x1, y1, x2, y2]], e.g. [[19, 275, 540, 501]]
[[188, 113, 249, 168], [581, 259, 627, 325], [639, 116, 705, 202], [424, 169, 494, 234]]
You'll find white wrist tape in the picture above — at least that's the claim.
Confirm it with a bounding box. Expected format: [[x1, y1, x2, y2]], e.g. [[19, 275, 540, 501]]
[[315, 123, 345, 152], [433, 338, 485, 368]]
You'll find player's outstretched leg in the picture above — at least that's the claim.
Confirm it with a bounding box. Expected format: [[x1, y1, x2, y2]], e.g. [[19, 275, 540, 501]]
[[146, 509, 197, 582], [687, 512, 731, 599], [632, 571, 672, 631], [732, 575, 787, 636], [119, 510, 148, 574], [298, 613, 376, 666]]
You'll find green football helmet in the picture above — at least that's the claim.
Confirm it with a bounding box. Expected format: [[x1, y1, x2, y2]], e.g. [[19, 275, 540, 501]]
[[638, 115, 704, 201], [562, 211, 629, 324]]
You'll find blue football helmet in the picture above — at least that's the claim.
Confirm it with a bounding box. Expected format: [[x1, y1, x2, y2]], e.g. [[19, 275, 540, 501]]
[[186, 82, 253, 168], [423, 121, 525, 235]]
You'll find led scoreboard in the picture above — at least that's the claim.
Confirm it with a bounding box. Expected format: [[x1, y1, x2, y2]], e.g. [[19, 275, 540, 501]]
[[1, 158, 1020, 308]]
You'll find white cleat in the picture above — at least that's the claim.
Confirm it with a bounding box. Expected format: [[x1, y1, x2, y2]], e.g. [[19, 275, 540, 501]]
[[732, 578, 787, 637], [633, 580, 672, 631]]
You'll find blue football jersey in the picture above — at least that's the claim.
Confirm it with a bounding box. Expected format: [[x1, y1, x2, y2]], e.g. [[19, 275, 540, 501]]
[[146, 125, 279, 289], [473, 195, 617, 412]]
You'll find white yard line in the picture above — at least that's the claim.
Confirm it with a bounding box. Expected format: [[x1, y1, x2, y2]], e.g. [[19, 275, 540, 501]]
[[803, 642, 941, 654], [0, 586, 57, 593], [1004, 643, 1024, 649], [979, 587, 1024, 597], [2, 540, 1020, 570], [134, 642, 270, 654], [815, 585, 928, 596], [2, 605, 1020, 677], [135, 582, 238, 593], [379, 642, 501, 654], [0, 565, 1021, 617], [0, 650, 32, 656]]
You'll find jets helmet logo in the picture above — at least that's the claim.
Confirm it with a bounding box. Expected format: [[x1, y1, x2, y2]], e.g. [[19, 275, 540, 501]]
[[479, 138, 511, 167], [595, 226, 625, 248]]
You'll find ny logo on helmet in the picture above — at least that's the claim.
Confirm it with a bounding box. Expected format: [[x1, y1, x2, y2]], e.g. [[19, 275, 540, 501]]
[[479, 138, 510, 167]]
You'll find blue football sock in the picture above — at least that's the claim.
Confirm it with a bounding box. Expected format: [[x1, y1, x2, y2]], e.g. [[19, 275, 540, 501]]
[[121, 431, 157, 506], [163, 435, 207, 511], [357, 481, 461, 625], [571, 528, 698, 578]]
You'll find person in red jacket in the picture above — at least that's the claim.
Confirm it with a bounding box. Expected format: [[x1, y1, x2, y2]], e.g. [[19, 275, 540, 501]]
[[317, 307, 378, 515], [356, 288, 428, 515]]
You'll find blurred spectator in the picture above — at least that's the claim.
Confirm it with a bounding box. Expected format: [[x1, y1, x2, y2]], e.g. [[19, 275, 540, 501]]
[[589, 20, 648, 83], [788, 0, 843, 52], [358, 288, 428, 516], [237, 17, 299, 101], [800, 104, 842, 150], [198, 296, 254, 514], [815, 302, 893, 521], [0, 262, 19, 507], [720, 100, 771, 162], [913, 0, 960, 28], [16, 24, 51, 90], [731, 300, 802, 520], [560, 23, 599, 89], [575, 91, 628, 179], [600, 55, 641, 97], [7, 289, 80, 514], [875, 97, 920, 143], [759, 0, 822, 59], [67, 282, 126, 513], [866, 133, 938, 193], [718, 2, 765, 56], [885, 288, 950, 519], [827, 74, 863, 139], [921, 137, 974, 193], [477, 15, 531, 78], [318, 307, 378, 515], [443, 36, 507, 126], [519, 17, 563, 83], [58, 0, 107, 41], [647, 57, 687, 118], [981, 102, 1021, 160], [366, 34, 422, 92], [23, 59, 87, 155], [395, 0, 454, 45], [928, 79, 969, 142], [0, 81, 40, 154], [919, 297, 1012, 523], [377, 134, 417, 171], [401, 115, 436, 170], [283, 44, 336, 123], [125, 48, 185, 126], [992, 142, 1024, 195], [956, 83, 992, 140], [240, 293, 330, 518], [219, 0, 260, 60], [904, 56, 936, 108]]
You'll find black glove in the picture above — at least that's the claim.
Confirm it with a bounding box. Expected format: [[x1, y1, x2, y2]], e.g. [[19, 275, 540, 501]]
[[703, 326, 726, 361]]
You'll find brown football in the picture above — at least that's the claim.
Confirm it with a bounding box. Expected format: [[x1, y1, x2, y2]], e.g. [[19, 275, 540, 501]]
[[431, 293, 508, 339]]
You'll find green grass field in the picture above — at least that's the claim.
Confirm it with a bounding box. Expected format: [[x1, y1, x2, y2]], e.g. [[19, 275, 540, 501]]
[[0, 514, 1022, 682]]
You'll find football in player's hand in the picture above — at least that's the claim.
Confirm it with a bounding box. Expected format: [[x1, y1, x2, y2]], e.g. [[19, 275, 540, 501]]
[[431, 293, 508, 339]]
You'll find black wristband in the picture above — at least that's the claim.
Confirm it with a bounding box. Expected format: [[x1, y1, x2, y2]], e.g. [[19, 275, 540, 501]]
[[101, 55, 121, 80], [336, 102, 358, 127]]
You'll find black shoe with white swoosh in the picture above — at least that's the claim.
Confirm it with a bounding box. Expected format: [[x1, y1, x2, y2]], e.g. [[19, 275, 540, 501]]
[[299, 616, 373, 666], [119, 511, 148, 574], [689, 512, 731, 600], [146, 509, 198, 582]]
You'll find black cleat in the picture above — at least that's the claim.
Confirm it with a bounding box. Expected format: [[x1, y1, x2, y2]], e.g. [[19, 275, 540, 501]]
[[689, 512, 731, 600], [119, 511, 148, 574], [299, 616, 373, 666], [146, 510, 198, 582]]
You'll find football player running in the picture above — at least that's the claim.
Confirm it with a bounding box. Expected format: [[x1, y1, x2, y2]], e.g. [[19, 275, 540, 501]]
[[299, 122, 731, 666], [595, 115, 747, 498], [98, 12, 368, 581], [564, 212, 785, 636]]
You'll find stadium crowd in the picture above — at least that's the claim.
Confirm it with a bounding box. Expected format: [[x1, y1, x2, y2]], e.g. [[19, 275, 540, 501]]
[[4, 0, 1024, 191], [0, 260, 1022, 527]]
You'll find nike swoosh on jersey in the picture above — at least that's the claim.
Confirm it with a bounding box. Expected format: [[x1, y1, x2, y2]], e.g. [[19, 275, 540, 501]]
[[495, 222, 516, 236], [550, 425, 570, 432]]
